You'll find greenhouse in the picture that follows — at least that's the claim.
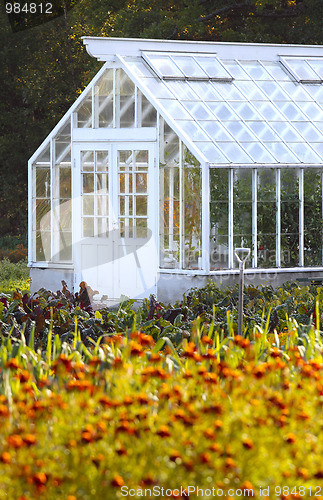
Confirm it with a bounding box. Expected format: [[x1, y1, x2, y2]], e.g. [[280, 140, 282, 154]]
[[28, 37, 323, 303]]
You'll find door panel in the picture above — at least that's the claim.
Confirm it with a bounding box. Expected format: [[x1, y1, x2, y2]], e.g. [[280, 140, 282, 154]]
[[73, 143, 157, 303]]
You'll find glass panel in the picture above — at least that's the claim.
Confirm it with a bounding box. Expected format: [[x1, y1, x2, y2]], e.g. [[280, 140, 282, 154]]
[[308, 60, 323, 79], [238, 81, 267, 100], [119, 218, 133, 238], [190, 81, 222, 100], [97, 218, 109, 238], [223, 122, 255, 142], [280, 169, 299, 267], [118, 150, 133, 171], [247, 122, 280, 142], [197, 142, 229, 163], [263, 61, 291, 81], [36, 199, 51, 230], [240, 143, 276, 163], [258, 81, 289, 101], [119, 196, 133, 216], [223, 61, 249, 80], [233, 169, 252, 267], [216, 142, 253, 163], [36, 231, 50, 261], [83, 196, 94, 216], [207, 102, 237, 120], [176, 120, 210, 141], [36, 168, 50, 198], [58, 231, 72, 261], [283, 58, 320, 81], [269, 122, 302, 142], [300, 102, 323, 121], [290, 143, 321, 163], [55, 121, 71, 162], [118, 69, 135, 128], [81, 151, 94, 171], [194, 56, 232, 80], [58, 199, 72, 231], [77, 91, 92, 128], [183, 149, 202, 270], [280, 102, 307, 121], [140, 93, 157, 127], [96, 173, 108, 194], [264, 142, 299, 163], [144, 53, 185, 79], [239, 61, 271, 80], [171, 55, 208, 79], [230, 102, 262, 120], [167, 81, 200, 100], [256, 102, 285, 121], [159, 165, 180, 269], [257, 169, 276, 268], [135, 196, 147, 216], [83, 174, 94, 194], [136, 219, 147, 238], [36, 144, 50, 164], [96, 151, 109, 172], [83, 218, 94, 238], [134, 150, 148, 170], [304, 169, 323, 266], [135, 173, 147, 193], [119, 173, 133, 194], [59, 168, 71, 198], [210, 169, 229, 269], [160, 122, 180, 269], [97, 69, 113, 128], [199, 121, 233, 141]]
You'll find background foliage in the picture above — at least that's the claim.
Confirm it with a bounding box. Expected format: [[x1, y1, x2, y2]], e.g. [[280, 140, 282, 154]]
[[1, 0, 323, 242]]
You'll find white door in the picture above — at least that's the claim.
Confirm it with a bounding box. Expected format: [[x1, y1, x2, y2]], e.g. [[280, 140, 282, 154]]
[[73, 143, 157, 302]]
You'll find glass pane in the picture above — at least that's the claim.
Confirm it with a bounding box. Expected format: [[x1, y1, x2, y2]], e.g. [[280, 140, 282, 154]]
[[118, 69, 135, 128], [55, 121, 71, 162], [58, 199, 72, 231], [83, 196, 94, 216], [257, 169, 276, 268], [304, 169, 323, 266], [210, 169, 229, 270], [183, 149, 202, 270], [81, 151, 94, 171], [144, 53, 184, 78], [161, 121, 180, 165], [171, 55, 208, 79], [135, 219, 147, 238], [308, 60, 323, 79], [134, 150, 148, 170], [135, 196, 147, 216], [97, 69, 113, 128], [36, 231, 50, 261], [280, 169, 299, 267], [233, 169, 252, 267], [96, 173, 108, 194], [283, 58, 320, 81], [97, 218, 109, 238], [160, 165, 180, 269], [59, 167, 71, 199], [118, 150, 133, 171], [77, 91, 92, 128], [141, 93, 157, 127], [97, 196, 109, 216], [83, 174, 94, 194], [36, 144, 50, 164], [58, 231, 72, 261], [96, 151, 109, 172], [36, 199, 51, 230], [119, 196, 133, 216], [194, 56, 232, 80], [119, 218, 133, 238], [135, 173, 147, 193], [36, 168, 50, 198], [83, 218, 94, 237], [119, 173, 133, 194]]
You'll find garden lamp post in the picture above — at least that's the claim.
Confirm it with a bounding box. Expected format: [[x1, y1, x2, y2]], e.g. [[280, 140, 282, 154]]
[[234, 248, 250, 337]]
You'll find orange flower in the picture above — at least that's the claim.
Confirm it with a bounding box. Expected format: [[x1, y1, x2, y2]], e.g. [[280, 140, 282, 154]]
[[111, 475, 124, 487], [169, 449, 181, 462], [0, 451, 11, 464], [201, 335, 213, 345], [0, 404, 9, 417], [5, 358, 19, 369], [156, 425, 171, 437], [285, 432, 296, 444], [31, 472, 48, 486], [242, 438, 254, 449], [7, 434, 24, 449], [22, 434, 37, 446]]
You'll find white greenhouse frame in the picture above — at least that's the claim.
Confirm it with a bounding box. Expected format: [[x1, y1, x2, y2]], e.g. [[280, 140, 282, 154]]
[[28, 37, 323, 304]]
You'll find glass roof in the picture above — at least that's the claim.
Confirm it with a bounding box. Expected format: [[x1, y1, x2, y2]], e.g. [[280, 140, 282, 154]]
[[120, 53, 323, 165]]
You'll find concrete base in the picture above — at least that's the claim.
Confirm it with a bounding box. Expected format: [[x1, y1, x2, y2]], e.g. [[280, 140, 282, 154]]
[[29, 267, 74, 295], [29, 266, 323, 304]]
